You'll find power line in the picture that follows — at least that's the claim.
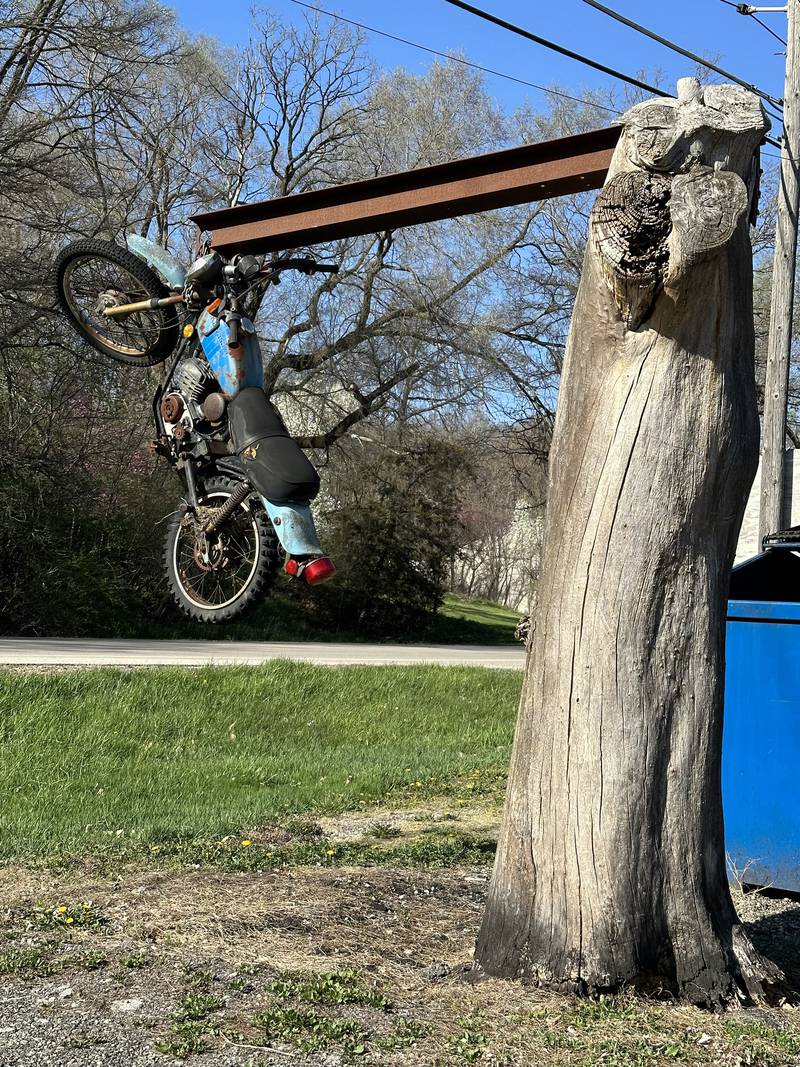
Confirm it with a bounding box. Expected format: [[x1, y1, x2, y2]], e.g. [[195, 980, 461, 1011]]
[[720, 1, 787, 47], [582, 0, 784, 109], [752, 13, 788, 47], [441, 0, 670, 99], [583, 0, 782, 132], [289, 0, 621, 115], [446, 0, 781, 148]]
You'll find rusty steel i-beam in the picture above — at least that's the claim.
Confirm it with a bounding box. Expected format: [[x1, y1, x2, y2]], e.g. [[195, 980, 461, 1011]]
[[191, 126, 621, 255]]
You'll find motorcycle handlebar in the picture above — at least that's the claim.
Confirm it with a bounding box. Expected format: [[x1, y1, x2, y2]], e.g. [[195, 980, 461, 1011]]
[[261, 257, 339, 278], [104, 259, 340, 321]]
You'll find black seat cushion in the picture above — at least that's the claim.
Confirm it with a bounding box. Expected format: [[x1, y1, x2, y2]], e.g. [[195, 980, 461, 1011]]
[[228, 388, 320, 503]]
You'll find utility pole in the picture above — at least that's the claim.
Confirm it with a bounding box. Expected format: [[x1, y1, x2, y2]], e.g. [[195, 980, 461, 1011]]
[[760, 0, 800, 542]]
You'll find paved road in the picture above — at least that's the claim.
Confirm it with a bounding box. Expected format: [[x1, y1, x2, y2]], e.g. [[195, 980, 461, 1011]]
[[0, 638, 525, 670]]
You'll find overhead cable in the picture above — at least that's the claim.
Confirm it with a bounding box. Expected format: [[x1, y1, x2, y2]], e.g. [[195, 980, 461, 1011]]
[[441, 0, 670, 98], [582, 0, 784, 109], [720, 0, 787, 47], [444, 0, 781, 148], [289, 0, 620, 114], [751, 13, 788, 47]]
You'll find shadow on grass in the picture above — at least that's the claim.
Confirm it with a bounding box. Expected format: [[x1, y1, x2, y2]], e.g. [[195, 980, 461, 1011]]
[[54, 588, 522, 647]]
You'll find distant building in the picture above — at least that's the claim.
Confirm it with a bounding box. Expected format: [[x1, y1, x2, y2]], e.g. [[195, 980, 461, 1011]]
[[736, 449, 800, 564]]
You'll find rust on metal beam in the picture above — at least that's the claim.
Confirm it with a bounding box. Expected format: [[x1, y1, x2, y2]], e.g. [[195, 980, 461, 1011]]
[[191, 125, 620, 255]]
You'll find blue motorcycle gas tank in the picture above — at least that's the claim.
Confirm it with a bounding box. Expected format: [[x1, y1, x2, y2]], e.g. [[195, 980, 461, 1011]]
[[197, 309, 263, 397]]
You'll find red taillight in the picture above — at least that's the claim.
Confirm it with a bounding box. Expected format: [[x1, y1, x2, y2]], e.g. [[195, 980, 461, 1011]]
[[284, 558, 300, 577], [304, 557, 336, 585]]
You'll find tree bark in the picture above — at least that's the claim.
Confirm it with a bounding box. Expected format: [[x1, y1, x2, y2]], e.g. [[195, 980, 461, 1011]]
[[475, 80, 782, 1007]]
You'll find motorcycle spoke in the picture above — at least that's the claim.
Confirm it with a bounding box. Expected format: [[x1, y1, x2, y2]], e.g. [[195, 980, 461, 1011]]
[[174, 497, 261, 610], [63, 256, 170, 356]]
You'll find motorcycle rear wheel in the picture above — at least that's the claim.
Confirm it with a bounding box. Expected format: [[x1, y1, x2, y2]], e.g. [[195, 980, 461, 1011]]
[[164, 476, 282, 623], [55, 238, 179, 366]]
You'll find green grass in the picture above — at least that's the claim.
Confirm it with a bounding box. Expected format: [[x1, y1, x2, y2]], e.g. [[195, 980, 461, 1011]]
[[436, 595, 521, 645], [268, 970, 391, 1009], [0, 662, 520, 860], [175, 992, 226, 1022], [24, 899, 107, 930], [154, 1021, 214, 1060], [91, 829, 498, 874], [0, 945, 108, 980], [254, 1004, 367, 1055]]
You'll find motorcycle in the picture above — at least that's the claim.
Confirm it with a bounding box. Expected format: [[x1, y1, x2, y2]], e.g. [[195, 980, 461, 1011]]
[[55, 234, 337, 623]]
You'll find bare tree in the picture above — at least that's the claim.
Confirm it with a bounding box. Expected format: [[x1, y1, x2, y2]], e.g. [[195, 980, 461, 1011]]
[[0, 2, 631, 632]]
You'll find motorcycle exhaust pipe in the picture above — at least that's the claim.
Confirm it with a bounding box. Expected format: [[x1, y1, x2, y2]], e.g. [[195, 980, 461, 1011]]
[[104, 294, 184, 317]]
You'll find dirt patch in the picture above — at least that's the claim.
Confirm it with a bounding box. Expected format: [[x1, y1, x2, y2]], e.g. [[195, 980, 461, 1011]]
[[2, 863, 487, 976], [1, 855, 800, 1066], [317, 800, 503, 847]]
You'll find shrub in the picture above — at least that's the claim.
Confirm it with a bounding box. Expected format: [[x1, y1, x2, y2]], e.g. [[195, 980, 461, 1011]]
[[309, 432, 469, 637]]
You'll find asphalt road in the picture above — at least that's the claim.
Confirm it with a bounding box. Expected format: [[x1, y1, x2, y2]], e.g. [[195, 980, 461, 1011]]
[[0, 638, 525, 670]]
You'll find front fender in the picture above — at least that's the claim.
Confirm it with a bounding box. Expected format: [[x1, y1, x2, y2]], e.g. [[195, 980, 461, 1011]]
[[126, 233, 186, 290]]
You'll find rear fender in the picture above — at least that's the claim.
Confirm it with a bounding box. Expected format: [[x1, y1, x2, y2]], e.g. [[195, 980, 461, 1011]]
[[260, 499, 324, 557], [205, 460, 325, 556]]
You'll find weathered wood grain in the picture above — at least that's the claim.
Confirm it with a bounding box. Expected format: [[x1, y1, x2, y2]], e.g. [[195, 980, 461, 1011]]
[[475, 79, 780, 1005]]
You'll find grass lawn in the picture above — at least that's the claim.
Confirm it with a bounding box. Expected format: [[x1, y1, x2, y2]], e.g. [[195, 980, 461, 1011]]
[[437, 595, 521, 645], [0, 663, 521, 861], [2, 665, 800, 1065]]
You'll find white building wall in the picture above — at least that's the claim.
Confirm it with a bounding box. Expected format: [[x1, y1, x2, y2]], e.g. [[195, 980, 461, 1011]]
[[736, 449, 800, 564]]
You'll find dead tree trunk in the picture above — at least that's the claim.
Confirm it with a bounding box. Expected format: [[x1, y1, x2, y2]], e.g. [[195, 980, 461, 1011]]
[[475, 80, 782, 1006]]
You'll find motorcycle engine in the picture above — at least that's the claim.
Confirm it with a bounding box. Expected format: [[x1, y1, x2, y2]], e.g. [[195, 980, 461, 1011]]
[[161, 359, 221, 443], [174, 359, 216, 405]]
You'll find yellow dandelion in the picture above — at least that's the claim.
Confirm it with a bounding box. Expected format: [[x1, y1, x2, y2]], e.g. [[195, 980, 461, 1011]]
[[326, 849, 335, 857], [57, 906, 67, 914], [65, 917, 74, 924], [241, 839, 252, 847]]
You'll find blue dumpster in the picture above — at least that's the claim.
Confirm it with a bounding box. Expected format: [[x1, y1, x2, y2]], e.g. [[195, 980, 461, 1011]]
[[724, 550, 800, 892]]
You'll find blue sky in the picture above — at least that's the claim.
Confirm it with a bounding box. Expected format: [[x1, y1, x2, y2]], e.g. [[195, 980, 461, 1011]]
[[169, 0, 787, 127]]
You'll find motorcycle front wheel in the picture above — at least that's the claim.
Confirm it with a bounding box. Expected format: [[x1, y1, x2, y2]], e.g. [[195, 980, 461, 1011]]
[[164, 476, 283, 623], [55, 238, 179, 366]]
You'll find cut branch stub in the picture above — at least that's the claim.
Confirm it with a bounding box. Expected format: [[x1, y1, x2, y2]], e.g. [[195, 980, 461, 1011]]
[[668, 167, 749, 281], [591, 171, 672, 328], [625, 102, 690, 174], [591, 81, 768, 331]]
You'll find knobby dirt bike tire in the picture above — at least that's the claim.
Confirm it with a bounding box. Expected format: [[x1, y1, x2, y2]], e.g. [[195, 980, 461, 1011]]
[[55, 238, 180, 366], [164, 476, 283, 624]]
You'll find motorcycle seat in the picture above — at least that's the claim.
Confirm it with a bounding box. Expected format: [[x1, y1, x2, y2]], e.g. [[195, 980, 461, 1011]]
[[227, 388, 320, 503]]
